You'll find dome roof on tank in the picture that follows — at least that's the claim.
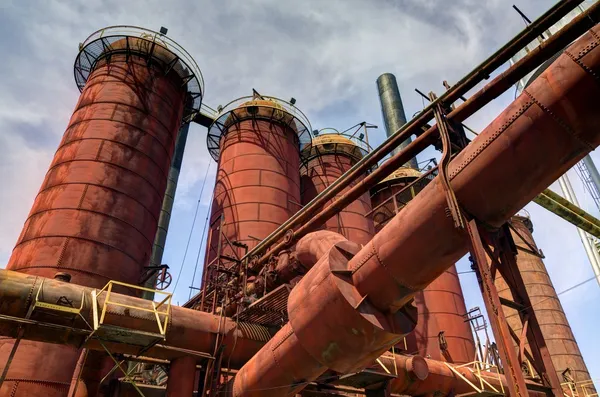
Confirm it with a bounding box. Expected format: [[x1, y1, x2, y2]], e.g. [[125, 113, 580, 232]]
[[380, 166, 421, 183], [301, 129, 370, 163], [238, 98, 286, 109], [311, 133, 356, 147], [207, 94, 312, 162]]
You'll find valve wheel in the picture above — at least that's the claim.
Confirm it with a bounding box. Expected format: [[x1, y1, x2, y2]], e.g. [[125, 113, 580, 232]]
[[155, 271, 172, 290]]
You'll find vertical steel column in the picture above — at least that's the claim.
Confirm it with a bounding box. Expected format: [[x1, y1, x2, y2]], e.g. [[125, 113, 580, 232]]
[[583, 154, 600, 194], [468, 219, 563, 396], [150, 122, 191, 268], [495, 226, 563, 394], [466, 219, 530, 397], [559, 175, 600, 286]]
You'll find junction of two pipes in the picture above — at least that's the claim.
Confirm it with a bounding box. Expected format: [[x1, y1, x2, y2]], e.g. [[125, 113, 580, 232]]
[[284, 230, 417, 370]]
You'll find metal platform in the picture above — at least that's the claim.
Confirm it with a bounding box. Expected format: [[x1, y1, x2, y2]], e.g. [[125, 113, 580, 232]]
[[333, 368, 397, 390]]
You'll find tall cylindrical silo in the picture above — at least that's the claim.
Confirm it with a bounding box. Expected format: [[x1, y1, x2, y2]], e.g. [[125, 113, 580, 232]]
[[370, 168, 476, 363], [495, 216, 595, 394], [0, 27, 203, 397], [198, 96, 311, 311], [300, 130, 375, 245]]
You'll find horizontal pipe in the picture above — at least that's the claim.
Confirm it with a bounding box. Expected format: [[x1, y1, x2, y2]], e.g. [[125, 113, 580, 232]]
[[380, 354, 547, 396], [232, 25, 600, 396], [253, 0, 600, 267], [534, 188, 600, 239], [0, 270, 271, 368]]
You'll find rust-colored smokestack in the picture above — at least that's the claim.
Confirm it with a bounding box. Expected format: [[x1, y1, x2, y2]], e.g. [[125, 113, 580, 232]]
[[300, 130, 375, 245], [496, 215, 596, 394], [0, 27, 203, 397], [231, 25, 600, 396], [370, 168, 475, 364]]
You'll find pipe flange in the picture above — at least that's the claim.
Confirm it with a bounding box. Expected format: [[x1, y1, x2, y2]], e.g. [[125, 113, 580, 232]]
[[283, 229, 295, 246], [406, 355, 429, 381]]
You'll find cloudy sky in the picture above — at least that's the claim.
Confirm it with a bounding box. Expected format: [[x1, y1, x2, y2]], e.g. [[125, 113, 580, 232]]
[[1, 0, 599, 383]]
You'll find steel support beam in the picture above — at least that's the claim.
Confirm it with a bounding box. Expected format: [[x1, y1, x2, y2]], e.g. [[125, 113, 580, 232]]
[[534, 188, 600, 239], [466, 219, 531, 397], [468, 220, 562, 396], [496, 225, 563, 394]]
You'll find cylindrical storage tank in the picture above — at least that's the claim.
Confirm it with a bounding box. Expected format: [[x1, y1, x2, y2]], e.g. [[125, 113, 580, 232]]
[[408, 265, 475, 363], [495, 215, 595, 393], [0, 27, 203, 397], [300, 130, 375, 245], [200, 96, 311, 307], [370, 168, 475, 363]]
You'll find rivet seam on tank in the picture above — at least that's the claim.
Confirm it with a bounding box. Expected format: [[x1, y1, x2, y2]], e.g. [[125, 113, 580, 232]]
[[523, 89, 594, 151], [565, 49, 600, 83], [272, 325, 294, 351], [348, 241, 418, 290], [349, 241, 377, 273], [26, 276, 39, 309], [449, 99, 533, 180], [574, 29, 599, 60], [55, 237, 70, 268]]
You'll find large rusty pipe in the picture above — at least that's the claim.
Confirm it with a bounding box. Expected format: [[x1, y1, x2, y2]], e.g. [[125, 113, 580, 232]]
[[0, 270, 271, 368], [252, 0, 600, 267], [231, 26, 600, 396], [245, 0, 593, 264], [273, 230, 348, 285], [380, 354, 545, 396], [349, 25, 600, 313], [294, 230, 348, 270]]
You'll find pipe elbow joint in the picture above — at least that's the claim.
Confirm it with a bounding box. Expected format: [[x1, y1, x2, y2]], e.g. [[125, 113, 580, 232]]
[[287, 240, 417, 374]]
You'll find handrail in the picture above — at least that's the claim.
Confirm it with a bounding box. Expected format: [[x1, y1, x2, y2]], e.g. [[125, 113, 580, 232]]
[[93, 280, 172, 337]]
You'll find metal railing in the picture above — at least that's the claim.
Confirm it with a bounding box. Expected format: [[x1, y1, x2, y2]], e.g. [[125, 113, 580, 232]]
[[445, 361, 505, 396], [74, 25, 204, 118], [92, 280, 172, 338], [562, 379, 599, 397]]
